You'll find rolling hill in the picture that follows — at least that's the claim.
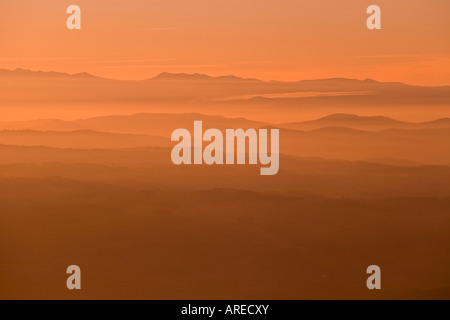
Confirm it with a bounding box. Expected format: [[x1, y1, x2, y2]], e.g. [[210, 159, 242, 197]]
[[0, 129, 169, 149], [280, 113, 450, 131]]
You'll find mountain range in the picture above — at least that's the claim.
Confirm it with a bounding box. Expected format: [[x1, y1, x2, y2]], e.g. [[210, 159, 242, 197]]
[[2, 112, 450, 134], [1, 68, 449, 123], [280, 113, 450, 130]]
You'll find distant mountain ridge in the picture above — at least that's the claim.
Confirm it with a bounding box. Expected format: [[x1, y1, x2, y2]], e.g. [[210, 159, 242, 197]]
[[2, 67, 449, 88], [2, 113, 450, 134], [0, 68, 101, 79], [0, 129, 169, 149], [2, 112, 450, 165], [150, 72, 262, 83], [0, 113, 268, 136], [1, 68, 449, 124], [280, 113, 450, 131]]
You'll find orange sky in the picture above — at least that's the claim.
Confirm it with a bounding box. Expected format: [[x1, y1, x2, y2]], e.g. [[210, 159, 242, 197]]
[[1, 0, 449, 85]]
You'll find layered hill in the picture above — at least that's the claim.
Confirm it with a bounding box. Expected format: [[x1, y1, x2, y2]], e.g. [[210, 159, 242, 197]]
[[280, 113, 450, 131]]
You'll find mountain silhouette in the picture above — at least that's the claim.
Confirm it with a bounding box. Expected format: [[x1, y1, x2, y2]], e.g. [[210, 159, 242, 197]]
[[0, 129, 169, 149], [1, 68, 449, 124], [150, 72, 262, 83], [0, 113, 267, 136], [3, 68, 448, 88], [281, 113, 450, 131], [0, 68, 100, 79]]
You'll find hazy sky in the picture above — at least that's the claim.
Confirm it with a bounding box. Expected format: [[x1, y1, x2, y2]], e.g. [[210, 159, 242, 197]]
[[1, 0, 449, 85]]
